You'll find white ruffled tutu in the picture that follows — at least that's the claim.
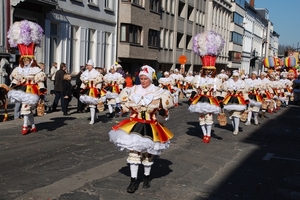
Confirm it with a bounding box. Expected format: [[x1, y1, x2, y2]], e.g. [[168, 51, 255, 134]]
[[188, 102, 221, 114], [8, 89, 39, 105], [108, 129, 170, 155]]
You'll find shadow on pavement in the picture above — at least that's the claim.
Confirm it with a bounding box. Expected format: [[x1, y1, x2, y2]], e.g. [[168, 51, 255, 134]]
[[203, 106, 300, 199]]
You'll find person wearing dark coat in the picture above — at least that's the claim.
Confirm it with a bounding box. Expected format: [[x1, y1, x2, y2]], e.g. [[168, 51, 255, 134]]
[[52, 63, 66, 112], [75, 66, 86, 112], [62, 73, 73, 115]]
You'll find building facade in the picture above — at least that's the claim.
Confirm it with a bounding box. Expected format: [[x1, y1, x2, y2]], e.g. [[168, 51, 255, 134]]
[[2, 0, 280, 84]]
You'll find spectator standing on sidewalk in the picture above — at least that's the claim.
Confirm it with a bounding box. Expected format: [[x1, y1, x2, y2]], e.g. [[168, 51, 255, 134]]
[[62, 73, 73, 115], [74, 65, 86, 113], [49, 62, 57, 86], [52, 63, 66, 112]]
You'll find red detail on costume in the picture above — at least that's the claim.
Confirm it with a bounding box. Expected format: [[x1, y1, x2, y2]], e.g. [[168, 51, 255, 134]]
[[142, 68, 148, 73], [223, 91, 247, 105], [202, 136, 211, 143], [200, 55, 217, 69], [112, 117, 172, 143], [17, 43, 35, 57]]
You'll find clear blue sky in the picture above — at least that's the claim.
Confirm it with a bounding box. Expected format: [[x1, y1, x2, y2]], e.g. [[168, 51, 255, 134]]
[[253, 0, 300, 47]]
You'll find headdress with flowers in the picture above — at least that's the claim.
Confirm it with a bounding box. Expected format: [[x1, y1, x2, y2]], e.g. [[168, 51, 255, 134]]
[[192, 30, 225, 70], [7, 20, 44, 58]]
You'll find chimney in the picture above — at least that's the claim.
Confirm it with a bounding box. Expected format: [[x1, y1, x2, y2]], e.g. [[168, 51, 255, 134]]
[[250, 0, 255, 7]]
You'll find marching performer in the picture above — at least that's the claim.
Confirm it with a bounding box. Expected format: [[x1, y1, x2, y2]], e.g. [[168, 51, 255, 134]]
[[108, 65, 174, 193], [223, 71, 248, 135], [170, 69, 184, 105], [103, 64, 125, 118], [158, 71, 177, 104], [258, 72, 274, 116], [244, 71, 262, 125], [189, 67, 221, 143], [79, 59, 105, 125], [182, 71, 195, 98], [7, 20, 46, 135]]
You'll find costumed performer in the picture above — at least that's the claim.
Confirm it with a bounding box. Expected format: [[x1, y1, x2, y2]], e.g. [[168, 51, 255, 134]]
[[170, 68, 184, 105], [189, 67, 221, 143], [223, 71, 248, 135], [7, 20, 46, 135], [79, 59, 105, 125], [182, 71, 195, 98], [108, 65, 174, 193], [103, 64, 125, 118], [244, 71, 262, 125]]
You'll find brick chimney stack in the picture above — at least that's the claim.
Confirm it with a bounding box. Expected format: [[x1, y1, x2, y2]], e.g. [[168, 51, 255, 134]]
[[250, 0, 255, 7]]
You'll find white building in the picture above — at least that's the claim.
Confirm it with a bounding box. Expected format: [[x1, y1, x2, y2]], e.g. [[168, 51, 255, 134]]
[[8, 0, 118, 75]]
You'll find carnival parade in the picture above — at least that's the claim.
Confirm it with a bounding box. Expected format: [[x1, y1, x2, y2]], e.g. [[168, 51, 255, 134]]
[[1, 0, 300, 199]]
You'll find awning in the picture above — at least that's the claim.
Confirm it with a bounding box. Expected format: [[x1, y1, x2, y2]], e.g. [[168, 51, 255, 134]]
[[12, 0, 58, 7]]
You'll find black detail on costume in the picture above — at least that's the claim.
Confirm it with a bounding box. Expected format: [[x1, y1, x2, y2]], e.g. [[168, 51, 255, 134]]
[[226, 96, 240, 104], [131, 122, 154, 139], [248, 93, 256, 100], [143, 175, 151, 188], [127, 178, 138, 193], [217, 96, 224, 108], [158, 109, 166, 116], [189, 91, 197, 104]]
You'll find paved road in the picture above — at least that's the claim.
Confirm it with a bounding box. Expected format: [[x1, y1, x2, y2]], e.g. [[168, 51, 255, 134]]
[[0, 99, 299, 200]]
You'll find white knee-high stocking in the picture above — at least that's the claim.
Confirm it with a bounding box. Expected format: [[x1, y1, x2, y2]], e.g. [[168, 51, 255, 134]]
[[130, 164, 139, 178]]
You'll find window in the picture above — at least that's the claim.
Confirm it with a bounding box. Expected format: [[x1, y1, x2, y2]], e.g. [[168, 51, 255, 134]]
[[87, 29, 95, 60], [232, 0, 245, 8], [103, 32, 112, 69], [70, 26, 79, 73], [187, 5, 194, 21], [120, 23, 142, 44], [233, 12, 243, 26], [132, 0, 143, 6], [88, 0, 98, 6], [176, 32, 184, 49], [178, 1, 185, 18], [150, 0, 160, 12], [148, 29, 160, 47], [231, 32, 243, 45], [50, 23, 58, 66], [169, 30, 173, 49], [160, 28, 165, 48], [186, 35, 192, 50], [104, 0, 114, 10]]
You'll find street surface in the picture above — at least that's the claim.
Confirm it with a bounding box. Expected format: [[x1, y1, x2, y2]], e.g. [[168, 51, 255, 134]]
[[0, 98, 300, 200]]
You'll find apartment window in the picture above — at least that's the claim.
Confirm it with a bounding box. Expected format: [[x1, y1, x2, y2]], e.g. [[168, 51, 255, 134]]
[[160, 28, 165, 48], [70, 26, 79, 73], [169, 30, 173, 49], [50, 23, 58, 66], [176, 32, 184, 49], [187, 5, 194, 21], [132, 0, 143, 6], [186, 35, 192, 50], [178, 1, 185, 18], [150, 0, 160, 13], [120, 23, 142, 44], [232, 0, 245, 8], [233, 12, 243, 26], [87, 29, 96, 60], [148, 29, 160, 47], [104, 0, 114, 10], [88, 0, 98, 6], [170, 0, 175, 14], [103, 32, 112, 69], [231, 32, 243, 45]]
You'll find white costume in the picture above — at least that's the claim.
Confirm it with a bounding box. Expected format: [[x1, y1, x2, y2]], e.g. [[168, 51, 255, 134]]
[[80, 64, 105, 124], [103, 68, 125, 117]]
